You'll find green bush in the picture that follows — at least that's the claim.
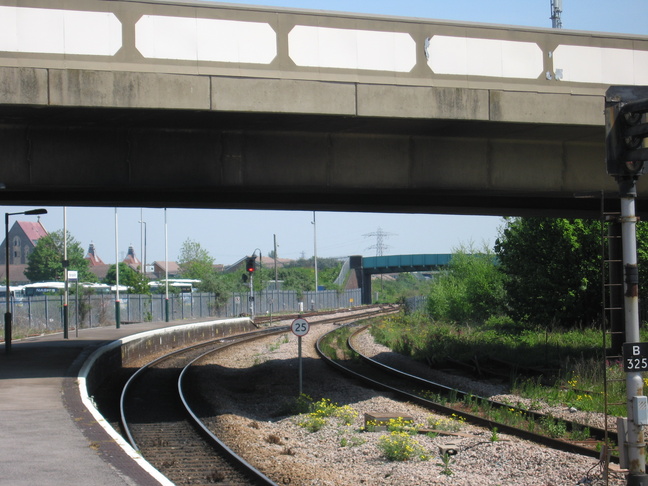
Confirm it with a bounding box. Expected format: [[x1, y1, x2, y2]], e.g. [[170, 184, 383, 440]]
[[377, 431, 430, 462]]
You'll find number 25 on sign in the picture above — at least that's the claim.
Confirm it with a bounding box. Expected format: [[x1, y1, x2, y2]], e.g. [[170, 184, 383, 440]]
[[291, 318, 309, 336]]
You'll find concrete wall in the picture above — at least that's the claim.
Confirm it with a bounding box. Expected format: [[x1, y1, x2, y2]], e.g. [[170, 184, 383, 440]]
[[0, 1, 647, 216]]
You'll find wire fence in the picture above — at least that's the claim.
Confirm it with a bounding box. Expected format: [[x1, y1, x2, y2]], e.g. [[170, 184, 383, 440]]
[[4, 288, 363, 337]]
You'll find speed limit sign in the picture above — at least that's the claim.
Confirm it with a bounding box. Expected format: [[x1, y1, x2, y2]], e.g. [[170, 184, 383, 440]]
[[291, 318, 310, 337]]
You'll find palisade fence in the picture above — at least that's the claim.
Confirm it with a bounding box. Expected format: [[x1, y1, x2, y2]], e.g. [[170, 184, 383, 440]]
[[403, 296, 428, 314], [5, 288, 362, 336]]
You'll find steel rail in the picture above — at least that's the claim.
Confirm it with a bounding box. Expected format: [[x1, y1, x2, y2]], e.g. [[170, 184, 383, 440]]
[[178, 340, 281, 486], [118, 306, 398, 484], [172, 306, 399, 485], [347, 325, 615, 444], [119, 326, 283, 450], [315, 323, 615, 462]]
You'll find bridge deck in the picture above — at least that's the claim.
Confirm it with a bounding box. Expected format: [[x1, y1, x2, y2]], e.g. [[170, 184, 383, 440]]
[[0, 1, 647, 216]]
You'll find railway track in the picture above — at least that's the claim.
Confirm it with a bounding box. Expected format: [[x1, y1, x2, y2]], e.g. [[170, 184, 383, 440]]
[[120, 328, 281, 485], [316, 323, 619, 464], [116, 306, 398, 485]]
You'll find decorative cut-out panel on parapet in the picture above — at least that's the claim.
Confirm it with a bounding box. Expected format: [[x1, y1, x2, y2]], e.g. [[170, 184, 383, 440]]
[[0, 6, 121, 56], [552, 45, 648, 85], [288, 25, 416, 72], [425, 35, 543, 79], [135, 15, 277, 64]]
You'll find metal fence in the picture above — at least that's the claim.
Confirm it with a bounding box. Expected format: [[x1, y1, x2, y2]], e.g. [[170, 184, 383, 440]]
[[403, 295, 428, 314], [5, 288, 363, 336]]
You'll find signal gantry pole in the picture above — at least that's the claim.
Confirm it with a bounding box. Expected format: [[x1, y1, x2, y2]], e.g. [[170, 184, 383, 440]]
[[605, 86, 648, 486]]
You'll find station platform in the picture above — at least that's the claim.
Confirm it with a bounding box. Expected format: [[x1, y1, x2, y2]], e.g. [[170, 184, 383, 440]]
[[0, 320, 191, 486]]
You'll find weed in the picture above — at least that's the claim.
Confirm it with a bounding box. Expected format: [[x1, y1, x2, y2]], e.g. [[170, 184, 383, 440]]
[[296, 396, 359, 431], [428, 414, 465, 432], [339, 435, 366, 447], [297, 415, 327, 432], [490, 427, 499, 442], [570, 424, 591, 441], [377, 431, 430, 462], [540, 415, 567, 438], [386, 417, 418, 434], [438, 452, 454, 476]]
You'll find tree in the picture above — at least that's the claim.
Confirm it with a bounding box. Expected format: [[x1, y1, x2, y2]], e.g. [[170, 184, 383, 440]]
[[494, 218, 602, 327], [426, 246, 505, 323], [279, 267, 313, 295], [198, 271, 233, 313], [104, 262, 150, 294], [25, 230, 95, 283], [177, 239, 214, 281]]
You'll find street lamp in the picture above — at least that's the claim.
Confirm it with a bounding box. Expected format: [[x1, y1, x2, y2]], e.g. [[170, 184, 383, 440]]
[[5, 208, 47, 353], [139, 218, 147, 275]]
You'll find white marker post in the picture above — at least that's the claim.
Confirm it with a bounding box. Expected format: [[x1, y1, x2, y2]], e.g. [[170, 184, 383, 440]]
[[291, 317, 310, 395], [68, 271, 78, 337]]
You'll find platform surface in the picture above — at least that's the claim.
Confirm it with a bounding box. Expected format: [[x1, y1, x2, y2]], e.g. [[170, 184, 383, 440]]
[[0, 320, 192, 486]]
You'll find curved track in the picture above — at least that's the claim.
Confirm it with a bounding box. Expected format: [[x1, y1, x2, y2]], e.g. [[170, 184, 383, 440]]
[[118, 306, 398, 484], [315, 324, 618, 463], [120, 329, 281, 485]]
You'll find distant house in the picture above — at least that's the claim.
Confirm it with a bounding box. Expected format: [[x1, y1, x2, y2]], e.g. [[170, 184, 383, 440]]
[[223, 255, 292, 274], [86, 243, 111, 281], [0, 264, 30, 285], [85, 243, 104, 266], [259, 255, 291, 269], [0, 220, 48, 266], [122, 245, 141, 272], [152, 261, 180, 280]]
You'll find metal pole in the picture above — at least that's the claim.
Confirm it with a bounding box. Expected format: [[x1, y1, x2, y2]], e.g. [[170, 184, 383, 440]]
[[273, 234, 278, 290], [298, 335, 303, 395], [4, 208, 47, 352], [75, 279, 79, 338], [4, 212, 10, 353], [164, 208, 169, 322], [249, 271, 254, 318], [140, 208, 144, 273], [619, 179, 648, 485], [313, 211, 318, 310], [63, 207, 69, 339], [114, 208, 120, 329]]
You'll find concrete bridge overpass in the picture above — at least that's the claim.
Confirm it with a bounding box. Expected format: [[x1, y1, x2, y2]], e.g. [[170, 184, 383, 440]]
[[0, 1, 647, 217]]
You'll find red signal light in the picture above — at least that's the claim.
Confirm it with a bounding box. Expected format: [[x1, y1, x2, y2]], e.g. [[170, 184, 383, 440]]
[[246, 256, 256, 273]]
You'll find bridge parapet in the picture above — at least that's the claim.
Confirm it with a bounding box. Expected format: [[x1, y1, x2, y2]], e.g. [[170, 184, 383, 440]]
[[0, 1, 647, 124], [363, 254, 452, 274]]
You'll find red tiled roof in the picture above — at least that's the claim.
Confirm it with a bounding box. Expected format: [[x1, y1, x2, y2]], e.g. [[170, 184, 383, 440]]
[[16, 221, 48, 244], [85, 243, 105, 266]]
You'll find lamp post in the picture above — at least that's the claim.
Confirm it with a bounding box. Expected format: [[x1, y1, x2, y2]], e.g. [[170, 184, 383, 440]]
[[139, 218, 147, 275], [312, 211, 318, 311], [164, 208, 169, 322], [5, 208, 47, 353]]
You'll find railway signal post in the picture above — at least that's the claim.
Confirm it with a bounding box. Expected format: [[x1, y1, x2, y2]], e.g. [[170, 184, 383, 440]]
[[605, 85, 648, 486], [246, 255, 257, 318]]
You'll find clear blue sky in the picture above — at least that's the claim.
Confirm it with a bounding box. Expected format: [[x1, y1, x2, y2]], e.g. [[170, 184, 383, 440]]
[[1, 0, 646, 266]]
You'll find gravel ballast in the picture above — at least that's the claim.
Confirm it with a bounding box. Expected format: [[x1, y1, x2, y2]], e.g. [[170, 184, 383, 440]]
[[194, 315, 626, 486]]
